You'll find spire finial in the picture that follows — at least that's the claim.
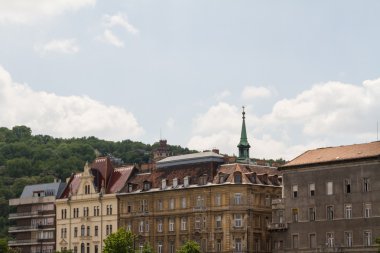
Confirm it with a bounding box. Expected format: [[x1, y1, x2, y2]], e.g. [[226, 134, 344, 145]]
[[237, 105, 251, 163]]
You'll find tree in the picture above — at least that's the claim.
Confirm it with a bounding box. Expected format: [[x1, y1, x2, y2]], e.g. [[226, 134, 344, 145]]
[[0, 238, 8, 253], [375, 237, 380, 253], [177, 241, 201, 253], [142, 242, 154, 253], [103, 228, 135, 253]]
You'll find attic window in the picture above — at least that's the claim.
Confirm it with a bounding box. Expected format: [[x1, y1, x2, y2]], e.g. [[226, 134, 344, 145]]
[[128, 184, 133, 193], [173, 178, 178, 188], [219, 174, 225, 184], [184, 176, 189, 187], [143, 182, 151, 191], [198, 174, 207, 185], [161, 179, 167, 189], [234, 172, 242, 184]]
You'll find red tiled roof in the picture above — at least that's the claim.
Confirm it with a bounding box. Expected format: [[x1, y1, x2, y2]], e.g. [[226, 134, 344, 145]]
[[91, 157, 113, 187], [108, 166, 135, 193], [60, 173, 82, 198], [282, 141, 380, 168]]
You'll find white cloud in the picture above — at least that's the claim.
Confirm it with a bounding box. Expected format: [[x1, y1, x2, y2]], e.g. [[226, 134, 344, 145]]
[[0, 65, 143, 140], [102, 13, 138, 35], [36, 39, 80, 54], [0, 0, 95, 24], [188, 79, 380, 160], [100, 30, 124, 47], [242, 86, 272, 100], [214, 90, 231, 101]]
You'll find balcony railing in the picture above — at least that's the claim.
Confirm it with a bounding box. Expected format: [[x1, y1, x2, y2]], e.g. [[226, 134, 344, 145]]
[[9, 211, 55, 219], [9, 225, 38, 232], [8, 239, 39, 246], [267, 223, 288, 230]]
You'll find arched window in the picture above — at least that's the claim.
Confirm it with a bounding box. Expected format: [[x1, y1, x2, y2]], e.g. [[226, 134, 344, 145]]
[[81, 243, 85, 253], [81, 225, 85, 236]]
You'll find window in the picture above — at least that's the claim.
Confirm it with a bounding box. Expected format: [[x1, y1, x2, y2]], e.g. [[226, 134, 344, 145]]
[[234, 214, 242, 227], [216, 239, 222, 252], [292, 209, 298, 222], [145, 221, 149, 232], [73, 208, 79, 218], [235, 238, 242, 252], [199, 174, 207, 185], [81, 243, 84, 253], [169, 242, 175, 253], [126, 222, 131, 231], [109, 225, 112, 234], [196, 195, 204, 208], [140, 199, 148, 212], [195, 216, 201, 229], [309, 234, 316, 248], [345, 204, 352, 219], [127, 202, 132, 213], [139, 221, 144, 233], [61, 209, 67, 219], [86, 243, 90, 253], [265, 195, 271, 207], [364, 230, 372, 246], [309, 207, 316, 221], [181, 197, 186, 208], [215, 194, 221, 206], [83, 207, 89, 217], [87, 226, 90, 236], [234, 172, 242, 183], [128, 184, 133, 193], [292, 185, 298, 198], [181, 217, 187, 230], [344, 179, 351, 193], [215, 215, 222, 228], [84, 184, 90, 194], [106, 205, 112, 215], [309, 183, 315, 197], [327, 206, 334, 220], [157, 242, 163, 253], [327, 232, 334, 247], [94, 206, 100, 216], [234, 193, 242, 205], [292, 234, 299, 249], [202, 216, 207, 229], [94, 245, 98, 253], [158, 200, 163, 210], [169, 218, 175, 232], [94, 226, 98, 236], [157, 220, 163, 232], [74, 246, 78, 253], [169, 198, 175, 209], [344, 231, 352, 247], [363, 178, 370, 192], [143, 181, 151, 191], [74, 227, 78, 237], [81, 225, 85, 236], [326, 182, 333, 195], [364, 203, 372, 218]]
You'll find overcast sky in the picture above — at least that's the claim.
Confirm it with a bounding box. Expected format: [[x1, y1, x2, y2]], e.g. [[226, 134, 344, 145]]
[[1, 0, 380, 160]]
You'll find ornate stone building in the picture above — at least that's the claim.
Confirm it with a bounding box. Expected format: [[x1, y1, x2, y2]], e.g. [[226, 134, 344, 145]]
[[118, 110, 283, 253], [270, 141, 380, 252], [55, 157, 135, 253]]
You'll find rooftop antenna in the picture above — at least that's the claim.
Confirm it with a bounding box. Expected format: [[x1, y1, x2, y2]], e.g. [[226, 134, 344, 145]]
[[377, 121, 379, 141]]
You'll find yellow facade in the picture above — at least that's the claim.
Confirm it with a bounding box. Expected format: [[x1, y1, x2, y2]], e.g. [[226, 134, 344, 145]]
[[119, 183, 281, 253]]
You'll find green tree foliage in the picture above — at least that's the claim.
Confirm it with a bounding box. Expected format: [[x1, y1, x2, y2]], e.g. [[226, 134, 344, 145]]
[[103, 228, 135, 253], [177, 241, 201, 253], [376, 237, 380, 253], [142, 242, 154, 253]]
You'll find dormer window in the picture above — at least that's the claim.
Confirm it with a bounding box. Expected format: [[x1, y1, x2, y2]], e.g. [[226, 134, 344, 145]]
[[128, 184, 133, 193], [219, 174, 225, 184], [173, 178, 178, 188], [143, 182, 151, 191], [198, 174, 207, 185], [184, 176, 189, 187], [161, 179, 167, 189], [234, 172, 242, 184]]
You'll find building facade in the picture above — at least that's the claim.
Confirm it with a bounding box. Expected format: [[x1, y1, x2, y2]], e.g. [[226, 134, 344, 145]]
[[270, 141, 380, 252], [55, 157, 135, 253], [8, 181, 66, 253]]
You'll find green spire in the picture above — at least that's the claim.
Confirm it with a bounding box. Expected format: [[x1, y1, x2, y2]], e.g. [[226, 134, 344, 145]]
[[237, 106, 250, 163]]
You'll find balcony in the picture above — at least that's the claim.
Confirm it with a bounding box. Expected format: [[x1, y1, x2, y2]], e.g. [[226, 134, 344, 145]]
[[192, 206, 207, 212], [271, 199, 285, 209], [9, 211, 55, 220], [8, 225, 38, 232], [8, 239, 40, 246], [267, 223, 288, 231]]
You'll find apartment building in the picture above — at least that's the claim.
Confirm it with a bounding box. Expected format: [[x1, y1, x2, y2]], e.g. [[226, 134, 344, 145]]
[[8, 181, 66, 253], [270, 141, 380, 252], [55, 157, 135, 253]]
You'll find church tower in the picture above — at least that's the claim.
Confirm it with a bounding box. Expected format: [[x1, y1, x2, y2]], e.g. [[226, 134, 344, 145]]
[[237, 107, 251, 163]]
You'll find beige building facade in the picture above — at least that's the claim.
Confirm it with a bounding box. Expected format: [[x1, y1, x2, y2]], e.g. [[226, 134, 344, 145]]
[[56, 157, 134, 253]]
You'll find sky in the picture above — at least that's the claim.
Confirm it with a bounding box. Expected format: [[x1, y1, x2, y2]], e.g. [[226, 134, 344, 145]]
[[0, 0, 380, 160]]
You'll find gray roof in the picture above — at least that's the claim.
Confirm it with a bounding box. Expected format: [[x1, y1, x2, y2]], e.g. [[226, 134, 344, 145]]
[[20, 182, 67, 198], [157, 151, 224, 168]]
